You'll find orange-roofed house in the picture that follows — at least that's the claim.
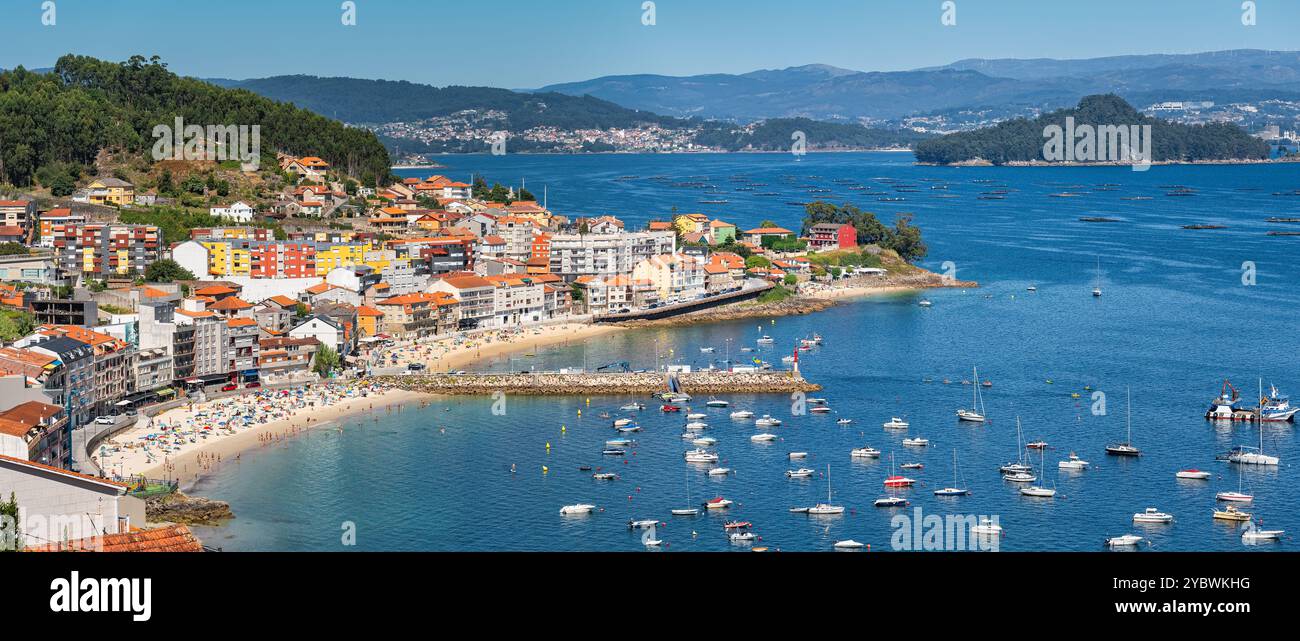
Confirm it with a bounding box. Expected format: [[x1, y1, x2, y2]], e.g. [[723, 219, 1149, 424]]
[[375, 292, 458, 338], [24, 523, 205, 553], [742, 226, 795, 245], [356, 305, 385, 337], [207, 295, 254, 319]]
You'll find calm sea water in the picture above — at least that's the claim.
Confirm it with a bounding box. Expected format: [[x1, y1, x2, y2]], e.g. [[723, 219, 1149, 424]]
[[194, 152, 1300, 551]]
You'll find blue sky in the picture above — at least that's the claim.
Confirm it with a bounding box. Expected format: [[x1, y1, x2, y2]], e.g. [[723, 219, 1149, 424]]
[[1, 0, 1296, 87]]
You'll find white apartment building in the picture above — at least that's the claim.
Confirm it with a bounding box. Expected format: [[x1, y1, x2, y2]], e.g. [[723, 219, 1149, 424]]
[[548, 230, 676, 281], [632, 253, 707, 302], [210, 201, 256, 223]]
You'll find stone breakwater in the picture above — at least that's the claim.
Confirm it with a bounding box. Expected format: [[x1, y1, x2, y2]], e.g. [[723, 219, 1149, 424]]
[[380, 371, 821, 396]]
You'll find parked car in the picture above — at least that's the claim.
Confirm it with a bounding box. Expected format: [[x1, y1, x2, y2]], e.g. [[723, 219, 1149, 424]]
[[245, 381, 261, 388], [407, 363, 425, 371], [93, 415, 117, 425], [221, 383, 238, 392]]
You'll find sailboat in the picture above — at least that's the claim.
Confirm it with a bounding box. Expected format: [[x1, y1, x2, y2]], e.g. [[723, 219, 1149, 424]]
[[1105, 388, 1141, 456], [1019, 447, 1057, 497], [1229, 379, 1281, 466], [956, 366, 987, 422], [1216, 464, 1254, 503], [1092, 256, 1103, 297], [807, 464, 845, 514], [672, 471, 700, 516], [934, 449, 970, 496], [1000, 417, 1035, 476]]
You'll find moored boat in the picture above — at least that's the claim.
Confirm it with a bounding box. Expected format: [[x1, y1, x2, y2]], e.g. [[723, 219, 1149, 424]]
[[1132, 507, 1173, 523]]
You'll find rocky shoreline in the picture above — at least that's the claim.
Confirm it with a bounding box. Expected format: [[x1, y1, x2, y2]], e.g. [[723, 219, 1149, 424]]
[[381, 371, 820, 395], [146, 491, 235, 526]]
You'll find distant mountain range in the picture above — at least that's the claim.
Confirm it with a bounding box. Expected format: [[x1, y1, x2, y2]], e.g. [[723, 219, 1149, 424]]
[[533, 49, 1300, 122]]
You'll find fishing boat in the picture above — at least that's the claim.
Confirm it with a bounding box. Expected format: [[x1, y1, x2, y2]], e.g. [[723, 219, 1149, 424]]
[[1105, 388, 1141, 456], [833, 539, 866, 549], [851, 446, 881, 458], [883, 453, 917, 487], [786, 468, 815, 478], [956, 366, 987, 422], [1176, 469, 1211, 480], [559, 504, 596, 515], [1132, 507, 1173, 523], [1058, 452, 1090, 470], [684, 449, 718, 463], [1213, 505, 1252, 522], [730, 410, 754, 419], [882, 417, 910, 429], [1105, 535, 1143, 548], [750, 433, 778, 442], [1092, 256, 1103, 297], [1258, 384, 1298, 421], [708, 467, 732, 476], [755, 415, 782, 427], [1205, 379, 1254, 421], [704, 497, 733, 510], [592, 472, 619, 481], [934, 449, 970, 496], [706, 398, 729, 408], [902, 437, 929, 447]]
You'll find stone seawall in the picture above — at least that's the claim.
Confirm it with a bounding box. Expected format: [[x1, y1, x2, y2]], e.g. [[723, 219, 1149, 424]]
[[380, 371, 820, 396]]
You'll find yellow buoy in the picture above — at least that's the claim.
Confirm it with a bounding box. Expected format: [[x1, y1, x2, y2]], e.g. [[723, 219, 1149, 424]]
[[577, 409, 582, 417], [545, 441, 551, 451], [542, 465, 548, 474], [561, 425, 566, 433], [585, 398, 590, 406]]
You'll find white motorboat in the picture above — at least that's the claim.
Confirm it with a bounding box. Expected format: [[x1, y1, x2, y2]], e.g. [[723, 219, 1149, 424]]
[[692, 437, 717, 446], [918, 299, 933, 307], [620, 403, 646, 411], [684, 449, 719, 463], [1020, 485, 1057, 497], [788, 451, 808, 459], [671, 507, 700, 516], [1242, 528, 1284, 543], [809, 406, 831, 414], [971, 518, 1003, 535], [755, 415, 782, 427], [956, 366, 987, 422], [851, 446, 881, 458], [1176, 469, 1212, 480], [560, 504, 596, 515], [786, 468, 815, 478], [837, 418, 853, 425], [616, 425, 642, 433], [592, 472, 618, 481], [686, 412, 707, 420], [757, 336, 775, 344], [873, 496, 908, 507], [685, 422, 709, 431], [1004, 471, 1037, 483], [902, 437, 929, 447], [1133, 507, 1173, 523], [613, 418, 634, 427], [1105, 535, 1143, 548], [1092, 257, 1103, 297], [602, 448, 627, 456], [807, 398, 828, 405], [700, 347, 715, 353], [627, 519, 659, 529], [605, 438, 633, 447], [706, 398, 729, 407], [882, 417, 910, 429], [730, 410, 754, 419], [1058, 452, 1089, 470], [707, 467, 732, 476], [750, 433, 778, 442], [833, 539, 865, 549], [704, 497, 733, 510], [729, 531, 756, 543]]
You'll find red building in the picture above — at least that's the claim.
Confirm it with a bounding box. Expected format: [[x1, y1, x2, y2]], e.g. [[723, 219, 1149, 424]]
[[808, 223, 857, 251], [248, 241, 317, 279]]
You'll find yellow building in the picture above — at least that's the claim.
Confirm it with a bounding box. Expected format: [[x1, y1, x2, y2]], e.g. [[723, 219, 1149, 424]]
[[673, 213, 709, 235], [85, 179, 135, 207], [315, 243, 370, 275], [201, 241, 252, 276]]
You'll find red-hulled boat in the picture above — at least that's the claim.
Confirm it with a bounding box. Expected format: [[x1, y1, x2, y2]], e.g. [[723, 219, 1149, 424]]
[[661, 405, 681, 412]]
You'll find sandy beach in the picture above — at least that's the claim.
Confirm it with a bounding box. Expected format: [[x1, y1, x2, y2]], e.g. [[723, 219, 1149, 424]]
[[97, 382, 427, 488], [376, 322, 624, 372]]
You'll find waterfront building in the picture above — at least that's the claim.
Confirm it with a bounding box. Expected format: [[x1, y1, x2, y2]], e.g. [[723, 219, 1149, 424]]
[[808, 223, 858, 251], [257, 336, 320, 381], [428, 273, 495, 329], [632, 253, 707, 302], [546, 230, 676, 281], [483, 274, 546, 327]]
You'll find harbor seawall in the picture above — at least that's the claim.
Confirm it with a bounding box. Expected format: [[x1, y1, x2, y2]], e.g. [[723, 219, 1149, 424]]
[[379, 371, 821, 396]]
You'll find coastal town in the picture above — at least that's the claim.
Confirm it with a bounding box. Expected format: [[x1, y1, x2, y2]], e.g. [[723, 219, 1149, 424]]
[[0, 145, 945, 552]]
